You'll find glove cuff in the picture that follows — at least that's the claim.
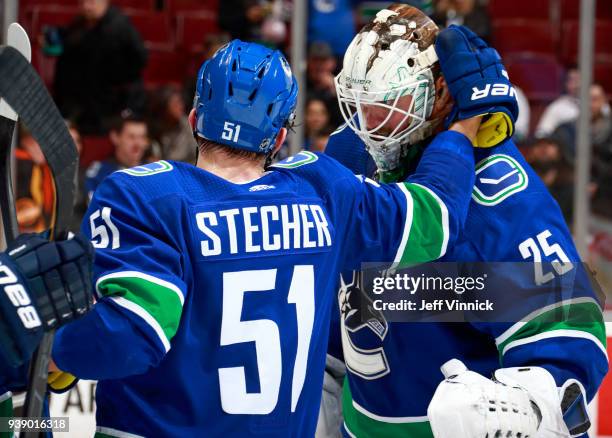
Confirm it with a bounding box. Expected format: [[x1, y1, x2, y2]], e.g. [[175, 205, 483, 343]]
[[494, 366, 574, 436]]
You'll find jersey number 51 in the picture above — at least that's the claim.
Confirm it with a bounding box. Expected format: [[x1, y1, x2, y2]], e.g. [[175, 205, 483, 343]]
[[219, 266, 314, 415]]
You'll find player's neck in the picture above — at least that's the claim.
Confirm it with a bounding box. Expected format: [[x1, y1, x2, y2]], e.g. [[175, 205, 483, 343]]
[[196, 151, 266, 183]]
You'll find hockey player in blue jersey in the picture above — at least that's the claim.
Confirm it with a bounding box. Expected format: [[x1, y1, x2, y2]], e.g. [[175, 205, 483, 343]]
[[322, 5, 607, 438], [44, 39, 489, 437], [0, 233, 93, 427]]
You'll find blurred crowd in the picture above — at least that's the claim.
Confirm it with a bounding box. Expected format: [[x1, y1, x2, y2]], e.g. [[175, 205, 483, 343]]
[[9, 0, 612, 235]]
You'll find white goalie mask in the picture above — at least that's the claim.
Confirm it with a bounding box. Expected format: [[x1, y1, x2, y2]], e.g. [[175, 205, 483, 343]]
[[335, 6, 440, 171]]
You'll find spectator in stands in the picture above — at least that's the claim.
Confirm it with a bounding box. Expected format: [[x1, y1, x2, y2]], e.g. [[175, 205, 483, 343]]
[[85, 110, 149, 199], [51, 0, 147, 135], [590, 85, 612, 218], [308, 0, 357, 57], [219, 0, 286, 46], [514, 86, 531, 145], [535, 67, 580, 138], [310, 126, 334, 153], [304, 97, 331, 151], [552, 83, 611, 164], [14, 125, 54, 233], [307, 41, 342, 125], [432, 0, 491, 42], [527, 137, 575, 224], [148, 85, 197, 163]]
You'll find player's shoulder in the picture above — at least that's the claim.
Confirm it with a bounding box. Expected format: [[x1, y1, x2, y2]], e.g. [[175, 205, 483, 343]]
[[272, 150, 352, 179], [465, 138, 572, 249], [471, 139, 551, 211], [271, 150, 361, 196], [96, 160, 184, 202]]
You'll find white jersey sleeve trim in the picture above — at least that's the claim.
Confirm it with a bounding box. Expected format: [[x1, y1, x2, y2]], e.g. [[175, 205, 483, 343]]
[[495, 297, 601, 346], [0, 391, 11, 404], [410, 183, 450, 258], [352, 398, 428, 423], [393, 183, 414, 264], [343, 421, 358, 438], [96, 271, 185, 306], [110, 296, 171, 353], [96, 426, 145, 438], [501, 329, 608, 360], [330, 122, 349, 136]]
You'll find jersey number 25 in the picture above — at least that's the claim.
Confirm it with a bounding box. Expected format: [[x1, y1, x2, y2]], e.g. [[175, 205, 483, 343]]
[[519, 229, 573, 285]]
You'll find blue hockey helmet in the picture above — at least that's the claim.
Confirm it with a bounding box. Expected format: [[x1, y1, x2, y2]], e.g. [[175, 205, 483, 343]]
[[193, 40, 298, 154]]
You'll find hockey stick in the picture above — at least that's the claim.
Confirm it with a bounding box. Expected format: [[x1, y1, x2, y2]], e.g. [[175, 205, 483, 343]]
[[0, 23, 30, 246], [0, 39, 78, 433]]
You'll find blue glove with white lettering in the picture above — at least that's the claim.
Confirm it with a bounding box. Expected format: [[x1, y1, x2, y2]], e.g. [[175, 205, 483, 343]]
[[435, 25, 519, 147], [0, 233, 94, 368]]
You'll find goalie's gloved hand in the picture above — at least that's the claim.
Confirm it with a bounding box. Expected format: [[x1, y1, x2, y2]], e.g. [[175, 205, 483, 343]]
[[0, 232, 94, 368], [427, 359, 540, 438], [435, 25, 519, 148], [428, 359, 576, 438]]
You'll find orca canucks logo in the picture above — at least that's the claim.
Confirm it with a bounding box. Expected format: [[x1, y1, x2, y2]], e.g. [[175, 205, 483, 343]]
[[271, 151, 318, 168], [120, 160, 174, 177], [339, 271, 390, 380], [472, 154, 528, 206]]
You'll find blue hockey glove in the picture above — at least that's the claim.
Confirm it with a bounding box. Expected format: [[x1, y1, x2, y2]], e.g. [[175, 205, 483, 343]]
[[0, 233, 94, 368], [435, 25, 519, 148]]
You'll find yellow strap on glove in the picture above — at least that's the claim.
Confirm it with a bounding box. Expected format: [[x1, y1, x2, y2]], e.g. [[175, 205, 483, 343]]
[[475, 112, 514, 148], [48, 371, 79, 393]]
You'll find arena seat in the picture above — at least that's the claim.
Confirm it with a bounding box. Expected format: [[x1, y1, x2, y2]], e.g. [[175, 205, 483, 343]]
[[561, 20, 612, 65], [493, 19, 557, 56], [167, 0, 218, 13], [560, 0, 612, 21], [489, 0, 551, 20], [81, 136, 114, 168], [20, 0, 78, 12], [505, 54, 564, 102], [176, 12, 219, 53], [28, 5, 78, 36], [142, 49, 187, 87], [126, 10, 174, 50], [594, 58, 612, 98], [112, 0, 156, 10]]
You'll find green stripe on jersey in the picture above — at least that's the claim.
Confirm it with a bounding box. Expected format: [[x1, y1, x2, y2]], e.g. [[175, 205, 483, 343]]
[[395, 182, 448, 266], [342, 381, 433, 438], [0, 393, 13, 438], [497, 300, 606, 359], [97, 275, 183, 344]]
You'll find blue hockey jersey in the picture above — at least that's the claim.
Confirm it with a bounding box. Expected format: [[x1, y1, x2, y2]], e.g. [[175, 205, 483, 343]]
[[325, 124, 608, 437], [51, 131, 474, 438]]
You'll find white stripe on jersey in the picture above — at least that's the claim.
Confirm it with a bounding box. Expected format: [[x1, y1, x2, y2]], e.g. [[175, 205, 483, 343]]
[[501, 329, 608, 359], [110, 296, 171, 352]]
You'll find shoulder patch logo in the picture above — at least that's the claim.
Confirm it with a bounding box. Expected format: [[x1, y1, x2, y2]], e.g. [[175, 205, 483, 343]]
[[120, 160, 174, 177], [271, 151, 318, 169], [472, 154, 528, 206]]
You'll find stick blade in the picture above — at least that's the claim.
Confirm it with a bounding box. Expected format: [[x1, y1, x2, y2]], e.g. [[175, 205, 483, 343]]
[[0, 23, 32, 121], [7, 23, 31, 62]]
